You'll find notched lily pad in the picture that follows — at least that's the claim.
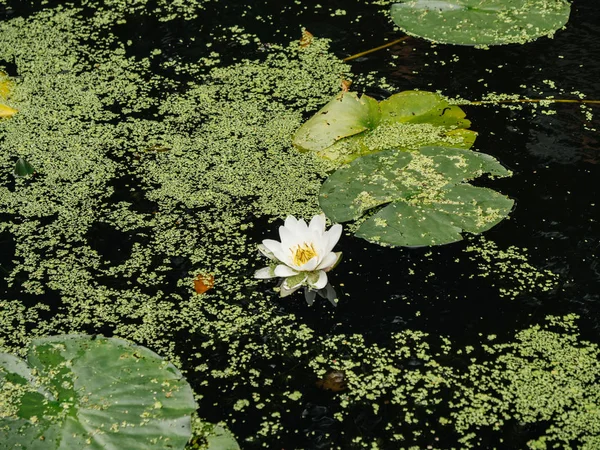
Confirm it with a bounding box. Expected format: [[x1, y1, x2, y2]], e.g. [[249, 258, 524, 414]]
[[292, 91, 380, 152], [293, 90, 476, 163], [390, 0, 571, 46], [320, 146, 514, 246], [0, 335, 198, 450]]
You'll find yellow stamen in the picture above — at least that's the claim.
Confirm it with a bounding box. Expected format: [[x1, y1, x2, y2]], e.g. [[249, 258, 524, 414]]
[[291, 242, 318, 266]]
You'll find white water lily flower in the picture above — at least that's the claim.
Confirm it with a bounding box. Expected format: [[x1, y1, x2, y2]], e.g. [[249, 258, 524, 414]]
[[254, 214, 342, 298]]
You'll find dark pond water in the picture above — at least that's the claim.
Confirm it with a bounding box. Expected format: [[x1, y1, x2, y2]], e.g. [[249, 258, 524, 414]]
[[1, 0, 600, 449]]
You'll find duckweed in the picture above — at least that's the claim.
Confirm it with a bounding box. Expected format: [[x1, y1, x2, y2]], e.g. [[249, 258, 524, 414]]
[[0, 2, 595, 449]]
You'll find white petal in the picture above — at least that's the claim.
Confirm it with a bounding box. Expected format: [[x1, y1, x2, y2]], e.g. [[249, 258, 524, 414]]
[[315, 251, 338, 271], [254, 267, 276, 279], [279, 283, 302, 297], [278, 225, 298, 249], [284, 215, 308, 235], [297, 255, 319, 272], [262, 239, 289, 264], [258, 243, 276, 261], [308, 214, 326, 234], [323, 252, 343, 272], [309, 270, 328, 290], [274, 265, 298, 277], [323, 223, 342, 254]]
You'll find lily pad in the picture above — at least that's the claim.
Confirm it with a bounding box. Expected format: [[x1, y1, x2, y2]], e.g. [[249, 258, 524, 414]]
[[292, 91, 380, 152], [390, 0, 571, 46], [319, 146, 514, 246], [0, 335, 198, 450], [205, 424, 241, 450], [293, 90, 476, 163]]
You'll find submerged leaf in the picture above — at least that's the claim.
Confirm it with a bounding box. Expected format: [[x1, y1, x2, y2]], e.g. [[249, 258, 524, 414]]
[[320, 146, 513, 246], [390, 0, 571, 46], [316, 370, 348, 392]]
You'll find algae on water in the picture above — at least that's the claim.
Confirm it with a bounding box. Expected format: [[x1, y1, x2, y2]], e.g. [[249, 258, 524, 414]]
[[0, 2, 594, 449]]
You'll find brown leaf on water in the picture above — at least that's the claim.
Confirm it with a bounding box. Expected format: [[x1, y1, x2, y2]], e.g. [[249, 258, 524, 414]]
[[316, 370, 347, 392], [340, 79, 352, 93], [194, 273, 214, 294], [0, 103, 17, 118], [300, 30, 314, 48]]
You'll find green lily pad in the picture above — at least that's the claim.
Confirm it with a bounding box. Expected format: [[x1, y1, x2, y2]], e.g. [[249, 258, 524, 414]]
[[390, 0, 571, 46], [205, 424, 241, 450], [0, 335, 198, 450], [319, 146, 514, 246], [293, 90, 476, 164], [292, 91, 380, 152]]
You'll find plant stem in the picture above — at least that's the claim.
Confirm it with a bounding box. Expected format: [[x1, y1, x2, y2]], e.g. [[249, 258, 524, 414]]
[[467, 98, 600, 105], [343, 37, 410, 61]]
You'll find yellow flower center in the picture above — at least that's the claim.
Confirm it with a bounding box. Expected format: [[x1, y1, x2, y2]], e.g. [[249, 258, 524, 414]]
[[291, 242, 318, 266]]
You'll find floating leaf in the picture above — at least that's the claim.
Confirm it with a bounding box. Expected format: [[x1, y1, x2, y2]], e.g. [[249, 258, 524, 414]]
[[299, 29, 314, 48], [320, 146, 513, 246], [379, 90, 470, 128], [0, 73, 17, 118], [13, 157, 35, 177], [205, 424, 241, 450], [0, 71, 13, 99], [292, 91, 381, 152], [293, 90, 476, 163], [0, 335, 197, 450], [0, 103, 17, 118], [194, 273, 215, 294], [390, 0, 571, 46]]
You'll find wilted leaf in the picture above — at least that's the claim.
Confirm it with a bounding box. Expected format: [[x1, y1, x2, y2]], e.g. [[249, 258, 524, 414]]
[[340, 79, 352, 92], [0, 71, 13, 99], [0, 103, 17, 118], [194, 273, 214, 294], [316, 370, 347, 392], [299, 29, 314, 48]]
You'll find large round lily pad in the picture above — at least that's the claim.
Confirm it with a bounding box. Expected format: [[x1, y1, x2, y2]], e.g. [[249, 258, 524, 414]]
[[390, 0, 571, 46], [0, 335, 198, 450], [319, 146, 514, 246]]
